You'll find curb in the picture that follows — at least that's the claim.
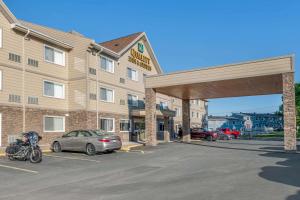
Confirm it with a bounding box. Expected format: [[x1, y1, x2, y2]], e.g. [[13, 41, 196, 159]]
[[0, 149, 52, 157], [120, 144, 144, 152]]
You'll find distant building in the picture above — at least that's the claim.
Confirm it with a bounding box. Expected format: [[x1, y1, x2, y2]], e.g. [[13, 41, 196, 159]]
[[208, 116, 242, 131], [231, 113, 283, 132], [208, 113, 283, 133]]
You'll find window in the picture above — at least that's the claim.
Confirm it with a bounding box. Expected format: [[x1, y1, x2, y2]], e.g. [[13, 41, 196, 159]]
[[0, 28, 2, 48], [44, 116, 65, 132], [197, 112, 199, 118], [99, 118, 115, 132], [175, 107, 181, 117], [160, 102, 168, 110], [100, 87, 114, 102], [120, 119, 131, 132], [44, 81, 65, 99], [128, 94, 138, 107], [78, 131, 91, 137], [192, 112, 195, 118], [100, 56, 114, 73], [64, 131, 78, 137], [127, 67, 138, 81], [44, 45, 65, 66]]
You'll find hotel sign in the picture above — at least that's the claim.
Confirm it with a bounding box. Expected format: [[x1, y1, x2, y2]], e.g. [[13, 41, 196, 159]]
[[128, 43, 151, 71]]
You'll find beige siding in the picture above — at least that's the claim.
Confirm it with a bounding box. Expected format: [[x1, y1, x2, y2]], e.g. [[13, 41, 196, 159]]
[[0, 8, 206, 131]]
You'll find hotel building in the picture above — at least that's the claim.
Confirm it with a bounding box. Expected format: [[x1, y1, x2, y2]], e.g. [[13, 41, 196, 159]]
[[0, 1, 207, 147]]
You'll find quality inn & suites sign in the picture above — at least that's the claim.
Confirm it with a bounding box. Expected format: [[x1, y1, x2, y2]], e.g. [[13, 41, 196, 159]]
[[128, 43, 152, 71]]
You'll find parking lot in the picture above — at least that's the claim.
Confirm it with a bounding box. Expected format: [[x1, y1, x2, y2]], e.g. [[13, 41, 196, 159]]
[[0, 140, 299, 200]]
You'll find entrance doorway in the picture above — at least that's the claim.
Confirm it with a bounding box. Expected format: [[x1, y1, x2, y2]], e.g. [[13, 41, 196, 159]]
[[130, 121, 145, 142]]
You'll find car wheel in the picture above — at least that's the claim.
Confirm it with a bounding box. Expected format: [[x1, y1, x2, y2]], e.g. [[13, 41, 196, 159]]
[[53, 142, 62, 153], [86, 143, 96, 156], [207, 136, 213, 141]]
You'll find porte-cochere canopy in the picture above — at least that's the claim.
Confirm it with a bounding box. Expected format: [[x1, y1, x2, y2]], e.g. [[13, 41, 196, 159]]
[[144, 55, 297, 151]]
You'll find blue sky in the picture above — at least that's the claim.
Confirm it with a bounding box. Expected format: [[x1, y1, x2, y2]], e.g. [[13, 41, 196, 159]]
[[5, 0, 299, 116]]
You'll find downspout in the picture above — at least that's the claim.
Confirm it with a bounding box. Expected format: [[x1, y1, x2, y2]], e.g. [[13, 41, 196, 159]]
[[96, 49, 102, 129], [22, 29, 30, 132]]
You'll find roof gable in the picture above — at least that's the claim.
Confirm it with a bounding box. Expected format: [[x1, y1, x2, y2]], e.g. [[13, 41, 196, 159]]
[[100, 32, 163, 74], [99, 32, 143, 53]]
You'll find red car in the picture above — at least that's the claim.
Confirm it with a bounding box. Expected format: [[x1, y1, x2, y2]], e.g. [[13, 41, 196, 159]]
[[220, 128, 240, 139], [191, 128, 218, 141]]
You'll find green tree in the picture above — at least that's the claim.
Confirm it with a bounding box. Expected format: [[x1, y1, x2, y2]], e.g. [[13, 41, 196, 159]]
[[295, 83, 300, 133]]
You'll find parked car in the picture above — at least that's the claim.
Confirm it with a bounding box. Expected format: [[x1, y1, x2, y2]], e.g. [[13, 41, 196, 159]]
[[51, 130, 122, 155], [191, 128, 218, 141], [220, 128, 240, 139], [217, 132, 233, 140]]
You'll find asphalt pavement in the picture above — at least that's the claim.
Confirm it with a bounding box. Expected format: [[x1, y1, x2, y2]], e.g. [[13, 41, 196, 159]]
[[0, 140, 299, 200]]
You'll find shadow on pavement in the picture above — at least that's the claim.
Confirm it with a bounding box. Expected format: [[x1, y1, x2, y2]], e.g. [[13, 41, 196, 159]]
[[179, 141, 287, 153], [217, 140, 283, 146], [259, 149, 300, 200]]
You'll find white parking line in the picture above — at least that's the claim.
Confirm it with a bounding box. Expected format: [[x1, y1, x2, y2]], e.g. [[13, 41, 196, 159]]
[[44, 154, 101, 163], [0, 164, 39, 174]]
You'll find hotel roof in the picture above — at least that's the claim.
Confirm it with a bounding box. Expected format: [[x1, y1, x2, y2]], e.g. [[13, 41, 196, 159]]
[[99, 32, 143, 53]]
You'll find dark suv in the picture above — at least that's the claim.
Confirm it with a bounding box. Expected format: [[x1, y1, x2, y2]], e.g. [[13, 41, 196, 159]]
[[191, 128, 218, 141]]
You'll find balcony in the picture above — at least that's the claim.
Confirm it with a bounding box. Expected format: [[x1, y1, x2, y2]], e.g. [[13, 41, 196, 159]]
[[129, 100, 176, 117]]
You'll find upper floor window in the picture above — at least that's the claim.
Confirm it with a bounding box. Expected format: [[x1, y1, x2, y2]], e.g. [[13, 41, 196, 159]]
[[100, 87, 114, 103], [127, 67, 138, 81], [44, 80, 65, 99], [128, 94, 138, 107], [100, 56, 114, 73], [44, 45, 65, 66], [0, 28, 2, 48]]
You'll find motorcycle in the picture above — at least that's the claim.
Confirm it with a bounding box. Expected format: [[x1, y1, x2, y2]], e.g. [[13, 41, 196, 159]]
[[5, 131, 42, 163]]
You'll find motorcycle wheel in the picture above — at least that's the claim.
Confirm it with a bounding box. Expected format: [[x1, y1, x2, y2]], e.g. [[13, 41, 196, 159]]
[[7, 155, 15, 161], [29, 149, 42, 163]]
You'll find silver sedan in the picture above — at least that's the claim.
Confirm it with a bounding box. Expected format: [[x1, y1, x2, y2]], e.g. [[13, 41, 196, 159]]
[[50, 130, 122, 155]]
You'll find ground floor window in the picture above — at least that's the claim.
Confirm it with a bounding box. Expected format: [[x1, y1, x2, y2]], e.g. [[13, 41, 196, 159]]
[[120, 119, 131, 132], [99, 118, 115, 132], [44, 116, 65, 132]]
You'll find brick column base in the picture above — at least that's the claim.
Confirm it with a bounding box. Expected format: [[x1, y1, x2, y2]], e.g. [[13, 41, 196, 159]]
[[282, 72, 297, 151], [182, 99, 191, 142], [145, 88, 157, 146]]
